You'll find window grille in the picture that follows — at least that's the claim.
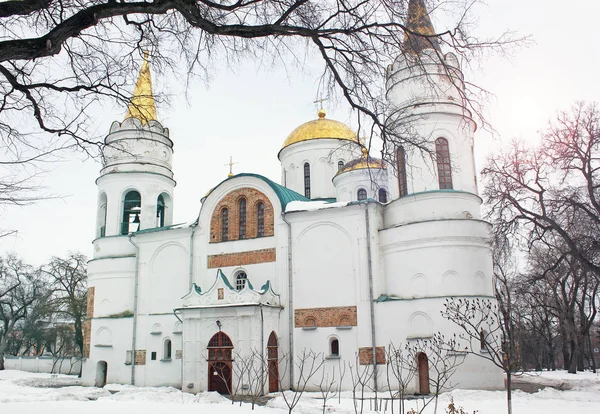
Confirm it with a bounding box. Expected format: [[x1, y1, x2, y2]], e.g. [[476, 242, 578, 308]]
[[357, 188, 367, 200]]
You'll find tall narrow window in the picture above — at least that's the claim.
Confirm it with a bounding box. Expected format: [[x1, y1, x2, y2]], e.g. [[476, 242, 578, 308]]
[[98, 193, 107, 238], [157, 194, 165, 227], [378, 188, 388, 203], [122, 191, 141, 235], [338, 160, 344, 171], [357, 188, 367, 201], [480, 330, 488, 352], [330, 338, 340, 357], [221, 208, 229, 241], [435, 138, 453, 189], [304, 163, 311, 198], [164, 339, 172, 360], [238, 198, 247, 239], [257, 202, 265, 237], [396, 146, 408, 197], [236, 272, 247, 291]]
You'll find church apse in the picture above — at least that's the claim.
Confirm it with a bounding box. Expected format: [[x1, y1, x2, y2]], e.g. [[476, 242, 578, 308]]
[[209, 188, 274, 242]]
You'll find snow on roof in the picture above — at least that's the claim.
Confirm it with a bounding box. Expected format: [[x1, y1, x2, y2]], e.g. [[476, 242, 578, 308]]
[[285, 199, 350, 213]]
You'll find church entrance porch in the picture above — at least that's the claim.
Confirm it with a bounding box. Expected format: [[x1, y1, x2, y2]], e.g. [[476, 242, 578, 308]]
[[207, 332, 233, 394]]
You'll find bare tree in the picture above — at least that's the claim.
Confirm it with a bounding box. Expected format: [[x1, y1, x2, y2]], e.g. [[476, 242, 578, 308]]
[[277, 349, 324, 414], [407, 334, 465, 414], [441, 298, 517, 414], [385, 343, 416, 414], [0, 1, 522, 166], [315, 364, 337, 414], [0, 254, 49, 370], [41, 253, 87, 358], [349, 354, 375, 414], [483, 102, 600, 283]]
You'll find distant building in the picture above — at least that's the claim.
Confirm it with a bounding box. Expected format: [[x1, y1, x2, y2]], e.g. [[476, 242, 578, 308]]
[[81, 0, 503, 393]]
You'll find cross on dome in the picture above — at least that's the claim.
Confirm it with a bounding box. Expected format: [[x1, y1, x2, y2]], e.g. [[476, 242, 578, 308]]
[[224, 156, 238, 178]]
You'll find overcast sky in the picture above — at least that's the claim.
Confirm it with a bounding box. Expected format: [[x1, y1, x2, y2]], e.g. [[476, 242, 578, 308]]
[[1, 0, 599, 266]]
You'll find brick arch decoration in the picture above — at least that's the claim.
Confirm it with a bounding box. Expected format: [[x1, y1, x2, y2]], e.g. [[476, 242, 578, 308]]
[[210, 188, 274, 243]]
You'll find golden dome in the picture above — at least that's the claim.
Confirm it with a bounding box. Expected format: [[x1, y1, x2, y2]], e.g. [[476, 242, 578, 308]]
[[281, 110, 359, 150], [336, 151, 386, 176]]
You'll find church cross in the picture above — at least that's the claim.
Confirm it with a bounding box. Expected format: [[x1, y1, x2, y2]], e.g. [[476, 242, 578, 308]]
[[313, 96, 329, 109], [224, 156, 238, 178]]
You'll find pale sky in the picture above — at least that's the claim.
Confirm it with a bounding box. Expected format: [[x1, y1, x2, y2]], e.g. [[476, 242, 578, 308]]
[[1, 0, 599, 265]]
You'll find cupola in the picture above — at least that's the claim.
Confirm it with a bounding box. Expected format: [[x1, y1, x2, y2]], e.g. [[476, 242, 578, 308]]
[[279, 109, 362, 200]]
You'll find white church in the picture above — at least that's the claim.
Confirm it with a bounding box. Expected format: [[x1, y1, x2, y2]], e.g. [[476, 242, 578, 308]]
[[81, 0, 503, 394]]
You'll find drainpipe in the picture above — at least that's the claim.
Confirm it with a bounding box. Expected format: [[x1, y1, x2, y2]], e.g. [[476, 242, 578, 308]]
[[281, 212, 294, 389], [173, 309, 183, 388], [128, 234, 141, 386], [364, 203, 378, 391], [189, 219, 198, 289]]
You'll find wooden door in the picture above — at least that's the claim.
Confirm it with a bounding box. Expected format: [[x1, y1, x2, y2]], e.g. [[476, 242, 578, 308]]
[[417, 352, 430, 394], [209, 361, 231, 394], [207, 332, 234, 394], [267, 331, 279, 393]]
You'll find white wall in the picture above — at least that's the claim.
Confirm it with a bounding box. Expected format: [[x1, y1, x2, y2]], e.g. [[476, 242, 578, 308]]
[[4, 356, 82, 375]]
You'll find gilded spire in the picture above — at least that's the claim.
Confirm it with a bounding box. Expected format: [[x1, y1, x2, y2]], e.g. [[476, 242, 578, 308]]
[[403, 0, 441, 55], [125, 51, 157, 124]]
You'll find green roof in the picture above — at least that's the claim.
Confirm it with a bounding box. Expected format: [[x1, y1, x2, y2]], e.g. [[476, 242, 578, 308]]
[[204, 173, 309, 210]]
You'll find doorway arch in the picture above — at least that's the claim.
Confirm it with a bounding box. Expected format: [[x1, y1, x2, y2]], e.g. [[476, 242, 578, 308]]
[[267, 331, 279, 392], [95, 361, 108, 387], [417, 352, 430, 394], [207, 332, 233, 394]]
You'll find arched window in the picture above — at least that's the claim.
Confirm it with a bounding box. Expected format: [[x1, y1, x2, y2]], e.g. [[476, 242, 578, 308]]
[[163, 338, 172, 360], [304, 162, 311, 198], [378, 188, 388, 203], [238, 198, 247, 239], [236, 272, 247, 291], [257, 202, 265, 237], [396, 146, 408, 197], [157, 194, 165, 227], [330, 338, 340, 357], [122, 190, 141, 235], [207, 331, 233, 361], [338, 160, 344, 171], [357, 188, 367, 201], [435, 138, 453, 189], [221, 208, 229, 241]]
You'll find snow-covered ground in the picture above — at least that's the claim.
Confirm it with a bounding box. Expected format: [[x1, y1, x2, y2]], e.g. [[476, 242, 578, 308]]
[[1, 369, 599, 414]]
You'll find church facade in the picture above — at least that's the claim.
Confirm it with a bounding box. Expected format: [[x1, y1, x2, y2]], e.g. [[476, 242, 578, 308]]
[[81, 1, 504, 393]]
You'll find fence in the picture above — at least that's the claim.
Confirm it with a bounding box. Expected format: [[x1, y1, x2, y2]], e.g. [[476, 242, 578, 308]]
[[4, 356, 82, 375]]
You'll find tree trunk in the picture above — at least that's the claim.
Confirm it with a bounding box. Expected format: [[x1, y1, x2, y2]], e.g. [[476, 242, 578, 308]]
[[0, 354, 4, 371], [506, 372, 512, 414], [568, 340, 578, 374], [587, 334, 597, 373]]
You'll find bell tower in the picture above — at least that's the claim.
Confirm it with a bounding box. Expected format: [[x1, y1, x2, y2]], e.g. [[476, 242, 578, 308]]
[[95, 52, 175, 238], [386, 0, 478, 204]]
